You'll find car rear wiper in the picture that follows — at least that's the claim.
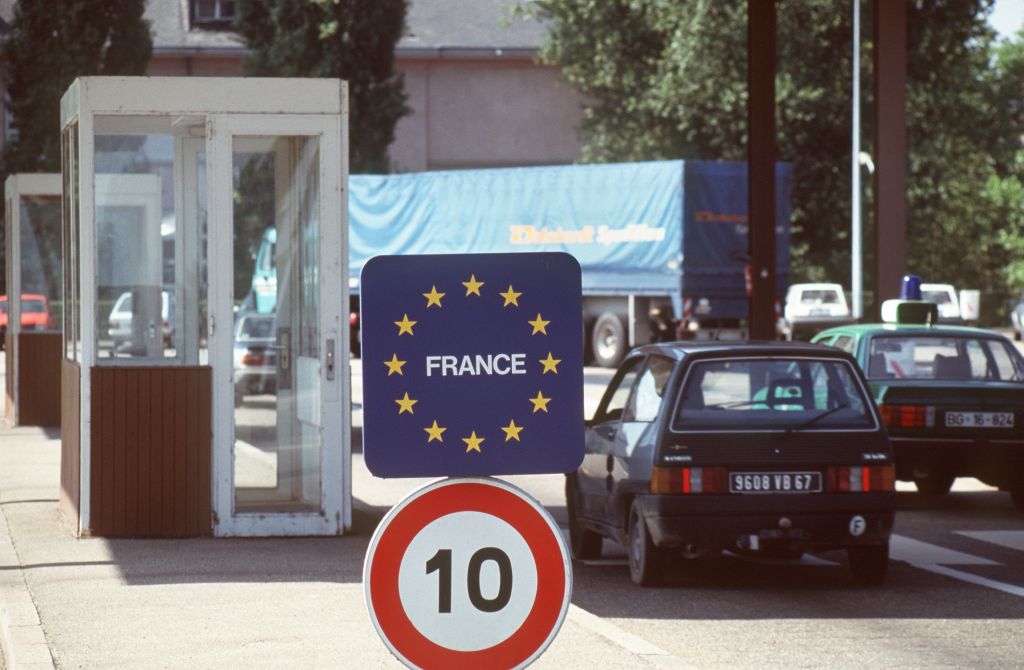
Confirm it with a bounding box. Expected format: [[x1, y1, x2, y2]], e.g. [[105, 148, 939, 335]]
[[776, 404, 849, 438]]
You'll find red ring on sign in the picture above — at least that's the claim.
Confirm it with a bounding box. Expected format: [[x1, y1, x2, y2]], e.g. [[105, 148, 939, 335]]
[[367, 481, 567, 669]]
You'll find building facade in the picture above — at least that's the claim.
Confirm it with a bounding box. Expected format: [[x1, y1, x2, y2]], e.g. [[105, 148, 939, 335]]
[[1, 0, 585, 172]]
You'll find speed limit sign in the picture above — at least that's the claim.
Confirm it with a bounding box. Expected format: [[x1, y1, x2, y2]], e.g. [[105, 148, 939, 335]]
[[363, 478, 572, 669]]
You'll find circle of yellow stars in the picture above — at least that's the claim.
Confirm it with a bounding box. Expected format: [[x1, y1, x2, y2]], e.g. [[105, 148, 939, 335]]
[[384, 272, 563, 454]]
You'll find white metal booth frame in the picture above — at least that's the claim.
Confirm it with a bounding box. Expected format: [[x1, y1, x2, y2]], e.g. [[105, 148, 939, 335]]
[[4, 173, 63, 427], [60, 77, 350, 537]]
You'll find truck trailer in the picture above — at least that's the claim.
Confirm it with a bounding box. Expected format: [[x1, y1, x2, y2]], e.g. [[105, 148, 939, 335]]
[[251, 159, 792, 367]]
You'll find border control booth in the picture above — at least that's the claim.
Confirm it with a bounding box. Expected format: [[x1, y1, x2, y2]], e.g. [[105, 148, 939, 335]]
[[60, 76, 350, 537], [4, 174, 63, 427]]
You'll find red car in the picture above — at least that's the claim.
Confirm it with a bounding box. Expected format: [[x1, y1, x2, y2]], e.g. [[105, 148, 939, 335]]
[[0, 294, 51, 341]]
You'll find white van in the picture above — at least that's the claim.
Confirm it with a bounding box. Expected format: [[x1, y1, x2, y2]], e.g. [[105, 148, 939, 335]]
[[779, 282, 851, 340], [919, 283, 961, 322]]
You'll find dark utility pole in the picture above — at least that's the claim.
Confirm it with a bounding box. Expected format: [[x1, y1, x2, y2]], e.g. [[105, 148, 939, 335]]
[[747, 0, 777, 340], [873, 0, 908, 315]]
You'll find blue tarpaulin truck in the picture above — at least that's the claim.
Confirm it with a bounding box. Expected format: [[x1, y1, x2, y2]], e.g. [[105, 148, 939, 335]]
[[252, 159, 792, 367]]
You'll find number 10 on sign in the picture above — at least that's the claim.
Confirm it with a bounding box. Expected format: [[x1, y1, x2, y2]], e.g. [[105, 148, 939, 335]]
[[364, 478, 572, 669]]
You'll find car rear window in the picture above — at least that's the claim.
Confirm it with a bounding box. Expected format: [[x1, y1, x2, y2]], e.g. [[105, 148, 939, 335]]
[[867, 335, 1024, 382], [799, 289, 840, 304], [240, 317, 274, 339], [673, 357, 874, 431], [921, 290, 952, 305]]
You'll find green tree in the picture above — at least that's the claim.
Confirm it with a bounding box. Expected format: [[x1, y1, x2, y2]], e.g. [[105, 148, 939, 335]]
[[523, 0, 1021, 313], [235, 0, 410, 173], [2, 0, 152, 175]]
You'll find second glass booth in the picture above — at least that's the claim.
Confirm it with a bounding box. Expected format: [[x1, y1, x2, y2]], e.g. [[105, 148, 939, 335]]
[[60, 77, 349, 537]]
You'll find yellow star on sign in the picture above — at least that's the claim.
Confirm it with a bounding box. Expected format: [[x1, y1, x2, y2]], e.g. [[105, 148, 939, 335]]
[[539, 352, 561, 374], [423, 285, 445, 308], [528, 313, 550, 335], [463, 431, 485, 453], [394, 314, 417, 336], [384, 354, 407, 376], [462, 274, 484, 297], [499, 285, 522, 307], [424, 420, 446, 443], [529, 391, 551, 413], [395, 392, 417, 415], [501, 419, 524, 442]]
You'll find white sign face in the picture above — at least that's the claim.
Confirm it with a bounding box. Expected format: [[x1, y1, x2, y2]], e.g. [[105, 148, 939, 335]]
[[364, 478, 571, 670], [398, 511, 538, 651]]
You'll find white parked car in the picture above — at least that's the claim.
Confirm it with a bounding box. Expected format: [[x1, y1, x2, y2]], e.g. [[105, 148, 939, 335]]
[[778, 282, 851, 341], [108, 290, 173, 350], [920, 283, 961, 322]]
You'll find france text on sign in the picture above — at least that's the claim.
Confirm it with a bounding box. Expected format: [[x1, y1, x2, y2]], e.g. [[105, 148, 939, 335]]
[[363, 477, 572, 669], [360, 252, 584, 478]]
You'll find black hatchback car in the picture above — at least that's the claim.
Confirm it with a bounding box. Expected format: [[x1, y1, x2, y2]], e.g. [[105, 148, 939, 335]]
[[567, 342, 895, 586]]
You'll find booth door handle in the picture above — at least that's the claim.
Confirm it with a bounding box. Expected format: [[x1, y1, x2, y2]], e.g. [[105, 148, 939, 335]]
[[325, 339, 336, 381]]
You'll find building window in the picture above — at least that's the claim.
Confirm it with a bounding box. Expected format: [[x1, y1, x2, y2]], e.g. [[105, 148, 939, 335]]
[[194, 0, 235, 24]]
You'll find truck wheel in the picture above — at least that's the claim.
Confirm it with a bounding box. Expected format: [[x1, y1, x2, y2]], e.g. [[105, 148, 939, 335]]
[[592, 312, 627, 369]]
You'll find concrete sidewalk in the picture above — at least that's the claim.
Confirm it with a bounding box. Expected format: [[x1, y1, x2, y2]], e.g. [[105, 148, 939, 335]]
[[0, 422, 685, 670]]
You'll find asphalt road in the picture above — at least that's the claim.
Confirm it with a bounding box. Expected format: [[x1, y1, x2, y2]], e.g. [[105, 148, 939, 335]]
[[19, 340, 1019, 668]]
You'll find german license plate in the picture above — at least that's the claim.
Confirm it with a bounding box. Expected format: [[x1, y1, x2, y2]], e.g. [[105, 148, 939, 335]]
[[945, 411, 1014, 428], [729, 471, 821, 494]]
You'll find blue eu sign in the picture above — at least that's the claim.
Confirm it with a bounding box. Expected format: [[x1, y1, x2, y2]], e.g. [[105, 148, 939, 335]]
[[360, 253, 584, 478]]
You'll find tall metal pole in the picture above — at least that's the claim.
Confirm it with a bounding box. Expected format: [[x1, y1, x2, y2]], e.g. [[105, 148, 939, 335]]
[[851, 0, 862, 320]]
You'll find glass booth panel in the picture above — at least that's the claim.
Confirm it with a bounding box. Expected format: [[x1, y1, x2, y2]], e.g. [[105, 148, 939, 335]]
[[5, 196, 63, 334], [93, 116, 207, 364], [232, 135, 322, 513]]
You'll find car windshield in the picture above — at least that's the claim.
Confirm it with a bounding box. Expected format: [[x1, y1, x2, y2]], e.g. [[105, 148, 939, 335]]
[[867, 335, 1024, 382], [23, 300, 46, 313], [799, 290, 840, 304], [239, 316, 274, 339], [673, 357, 874, 431]]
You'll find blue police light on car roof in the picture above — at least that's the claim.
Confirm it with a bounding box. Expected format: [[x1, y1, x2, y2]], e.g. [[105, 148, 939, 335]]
[[881, 274, 938, 325], [900, 274, 922, 300]]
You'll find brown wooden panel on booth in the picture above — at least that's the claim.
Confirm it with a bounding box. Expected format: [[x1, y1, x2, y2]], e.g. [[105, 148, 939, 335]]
[[5, 332, 13, 423], [17, 332, 62, 426], [90, 366, 212, 537], [60, 360, 81, 532]]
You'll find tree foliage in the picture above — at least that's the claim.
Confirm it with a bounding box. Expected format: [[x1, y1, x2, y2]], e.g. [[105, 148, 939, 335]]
[[1, 0, 152, 175], [236, 0, 410, 173], [525, 0, 1024, 319]]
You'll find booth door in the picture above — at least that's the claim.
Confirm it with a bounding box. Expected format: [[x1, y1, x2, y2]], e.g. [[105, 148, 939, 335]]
[[209, 117, 345, 536]]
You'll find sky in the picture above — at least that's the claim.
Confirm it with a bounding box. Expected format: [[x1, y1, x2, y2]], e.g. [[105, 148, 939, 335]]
[[990, 0, 1024, 40]]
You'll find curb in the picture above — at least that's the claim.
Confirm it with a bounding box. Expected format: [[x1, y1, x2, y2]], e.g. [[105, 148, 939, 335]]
[[0, 504, 55, 670]]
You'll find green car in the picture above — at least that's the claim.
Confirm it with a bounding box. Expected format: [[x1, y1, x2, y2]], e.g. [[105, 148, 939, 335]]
[[812, 319, 1024, 510]]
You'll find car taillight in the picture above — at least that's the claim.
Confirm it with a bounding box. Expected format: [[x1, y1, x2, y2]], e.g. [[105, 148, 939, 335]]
[[824, 465, 895, 492], [651, 466, 728, 494], [242, 352, 267, 366], [879, 404, 935, 428]]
